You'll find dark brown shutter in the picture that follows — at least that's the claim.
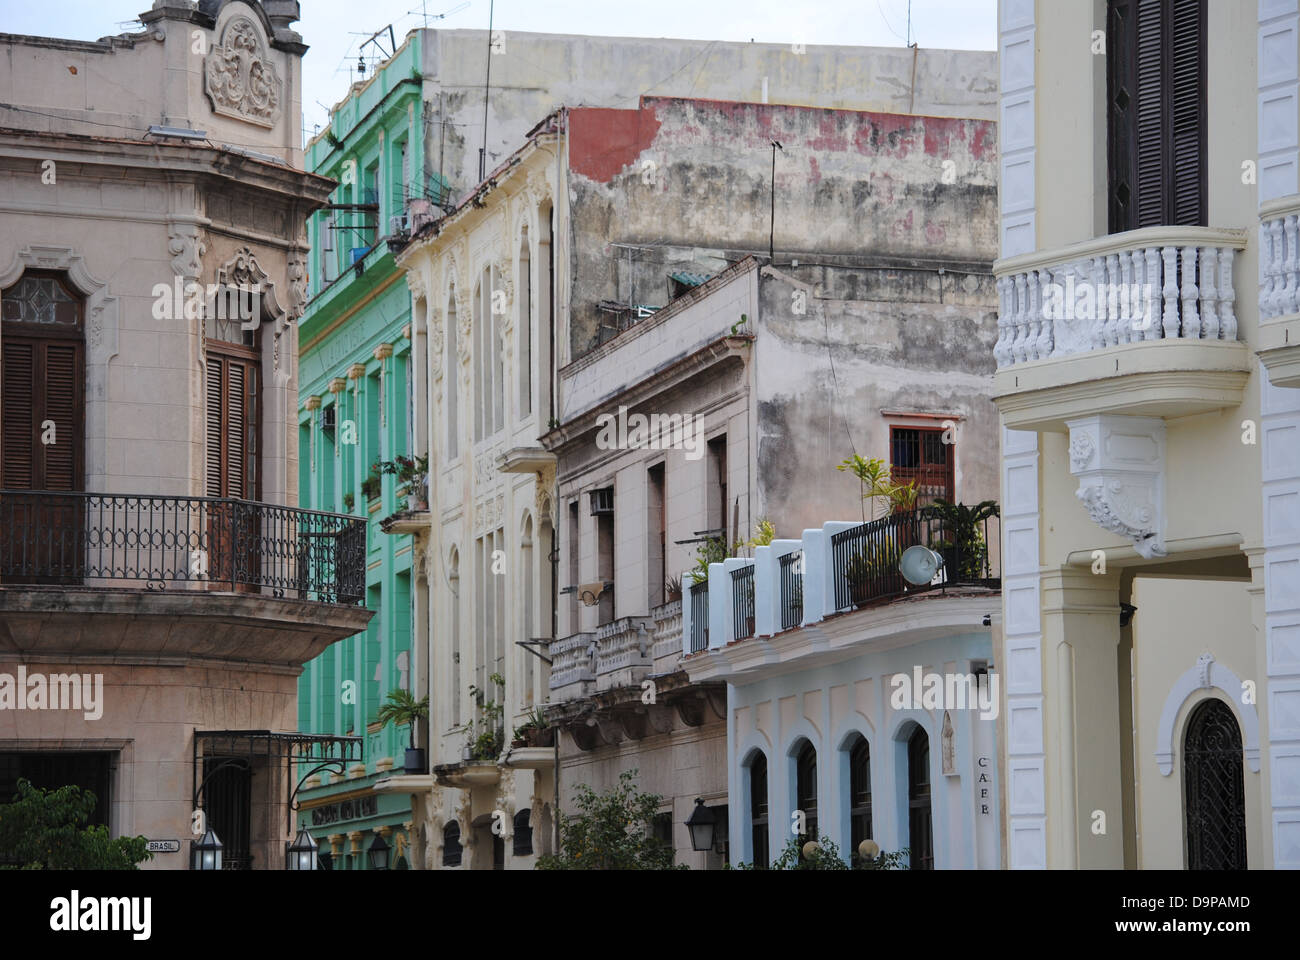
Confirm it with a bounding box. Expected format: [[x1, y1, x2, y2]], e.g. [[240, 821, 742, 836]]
[[1107, 0, 1206, 232], [2, 340, 34, 488], [205, 351, 258, 499], [1169, 0, 1206, 226], [43, 343, 79, 490], [206, 358, 224, 497]]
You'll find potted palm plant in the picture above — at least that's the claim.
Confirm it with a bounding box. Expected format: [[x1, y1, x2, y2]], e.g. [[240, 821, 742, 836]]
[[924, 499, 1000, 580], [376, 688, 429, 774], [379, 454, 429, 510]]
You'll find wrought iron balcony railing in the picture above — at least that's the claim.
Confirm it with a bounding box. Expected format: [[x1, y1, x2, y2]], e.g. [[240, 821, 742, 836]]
[[830, 506, 999, 611], [779, 550, 804, 630], [730, 564, 755, 641], [688, 579, 709, 653], [0, 490, 366, 605]]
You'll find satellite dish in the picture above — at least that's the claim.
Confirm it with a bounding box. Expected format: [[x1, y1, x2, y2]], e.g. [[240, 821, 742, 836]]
[[899, 545, 944, 585]]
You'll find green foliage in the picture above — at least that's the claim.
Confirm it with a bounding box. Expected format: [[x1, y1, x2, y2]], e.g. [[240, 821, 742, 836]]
[[535, 770, 682, 870], [836, 455, 916, 520], [378, 453, 429, 486], [687, 536, 729, 585], [728, 836, 909, 871], [664, 574, 682, 603], [925, 499, 1000, 579], [730, 313, 750, 336], [0, 780, 152, 870], [844, 535, 903, 589], [745, 517, 776, 550], [461, 672, 506, 760], [361, 460, 382, 501], [375, 687, 429, 749], [342, 492, 355, 513], [511, 707, 550, 745]]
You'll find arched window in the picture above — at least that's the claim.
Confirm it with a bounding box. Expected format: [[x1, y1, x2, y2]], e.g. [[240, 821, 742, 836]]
[[512, 809, 533, 856], [907, 726, 933, 870], [795, 740, 818, 846], [442, 821, 462, 867], [2, 271, 85, 584], [1184, 698, 1247, 869], [448, 547, 461, 722], [518, 227, 532, 417], [521, 513, 535, 703], [848, 734, 872, 859], [446, 286, 459, 459], [748, 752, 769, 868]]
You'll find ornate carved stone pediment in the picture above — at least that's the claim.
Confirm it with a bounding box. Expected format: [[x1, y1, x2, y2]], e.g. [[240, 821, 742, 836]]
[[204, 16, 283, 128], [1067, 414, 1166, 559]]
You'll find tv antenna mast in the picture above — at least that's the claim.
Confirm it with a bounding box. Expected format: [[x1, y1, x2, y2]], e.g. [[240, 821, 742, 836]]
[[409, 2, 470, 28]]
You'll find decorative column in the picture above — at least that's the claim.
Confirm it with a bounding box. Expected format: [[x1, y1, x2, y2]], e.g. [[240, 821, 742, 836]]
[[1040, 566, 1125, 869]]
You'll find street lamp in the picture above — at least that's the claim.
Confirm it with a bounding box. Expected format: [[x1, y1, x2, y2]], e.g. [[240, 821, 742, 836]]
[[191, 825, 223, 871], [686, 798, 717, 853], [367, 832, 390, 871], [286, 827, 319, 871]]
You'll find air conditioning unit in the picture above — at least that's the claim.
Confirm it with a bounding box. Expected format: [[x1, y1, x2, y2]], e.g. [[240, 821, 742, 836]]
[[389, 214, 408, 236], [589, 487, 614, 516]]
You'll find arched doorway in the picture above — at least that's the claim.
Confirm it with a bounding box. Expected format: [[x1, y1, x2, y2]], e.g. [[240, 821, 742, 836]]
[[1183, 698, 1247, 870]]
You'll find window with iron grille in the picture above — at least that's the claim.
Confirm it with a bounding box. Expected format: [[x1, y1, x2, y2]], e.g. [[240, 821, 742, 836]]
[[795, 740, 818, 850], [890, 426, 953, 507], [1183, 698, 1247, 869], [907, 727, 933, 870], [512, 809, 533, 856], [848, 735, 872, 860], [748, 752, 769, 869], [442, 821, 462, 866]]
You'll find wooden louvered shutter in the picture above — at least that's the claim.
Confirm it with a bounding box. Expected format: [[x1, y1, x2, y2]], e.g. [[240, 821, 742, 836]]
[[2, 340, 34, 488], [1108, 0, 1206, 232], [205, 351, 258, 499], [43, 343, 79, 489], [1168, 0, 1206, 226]]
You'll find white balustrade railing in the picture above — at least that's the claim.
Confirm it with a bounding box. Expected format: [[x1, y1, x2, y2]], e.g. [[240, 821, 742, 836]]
[[1261, 197, 1300, 322], [993, 227, 1248, 369], [548, 632, 595, 697]]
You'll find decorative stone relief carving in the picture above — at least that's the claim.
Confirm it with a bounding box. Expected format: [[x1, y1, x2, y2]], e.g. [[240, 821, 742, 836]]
[[1067, 414, 1166, 559], [204, 16, 283, 128], [168, 225, 206, 279], [287, 250, 308, 320], [406, 268, 426, 302]]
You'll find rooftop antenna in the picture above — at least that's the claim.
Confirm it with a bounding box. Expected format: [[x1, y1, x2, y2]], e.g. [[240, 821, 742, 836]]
[[356, 24, 399, 78], [479, 0, 494, 182], [409, 2, 469, 27]]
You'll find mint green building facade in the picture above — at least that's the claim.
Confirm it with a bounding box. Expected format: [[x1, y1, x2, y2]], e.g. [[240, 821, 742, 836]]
[[294, 32, 429, 870]]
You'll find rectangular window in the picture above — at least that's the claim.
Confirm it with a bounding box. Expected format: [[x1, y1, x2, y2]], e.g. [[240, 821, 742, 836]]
[[707, 435, 727, 546], [889, 426, 953, 507], [1107, 0, 1207, 232], [647, 463, 666, 608]]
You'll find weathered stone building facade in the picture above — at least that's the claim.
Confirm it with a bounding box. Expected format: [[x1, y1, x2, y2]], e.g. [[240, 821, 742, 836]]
[[0, 1, 371, 870]]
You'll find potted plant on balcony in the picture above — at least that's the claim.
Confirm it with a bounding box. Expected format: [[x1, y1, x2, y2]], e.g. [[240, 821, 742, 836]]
[[342, 492, 355, 513], [664, 574, 682, 605], [844, 534, 903, 602], [376, 687, 430, 774], [459, 673, 506, 761], [361, 460, 382, 505], [511, 707, 554, 749], [379, 454, 429, 511], [924, 499, 999, 581]]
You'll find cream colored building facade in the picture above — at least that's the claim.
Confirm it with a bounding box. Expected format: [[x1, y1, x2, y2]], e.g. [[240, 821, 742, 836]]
[[995, 0, 1300, 869]]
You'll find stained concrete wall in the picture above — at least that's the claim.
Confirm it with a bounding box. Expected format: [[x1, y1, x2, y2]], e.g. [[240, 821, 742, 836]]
[[565, 97, 998, 360], [413, 29, 995, 210]]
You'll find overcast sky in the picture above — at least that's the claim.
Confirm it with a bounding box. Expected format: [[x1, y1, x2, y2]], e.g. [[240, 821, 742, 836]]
[[2, 1, 997, 135]]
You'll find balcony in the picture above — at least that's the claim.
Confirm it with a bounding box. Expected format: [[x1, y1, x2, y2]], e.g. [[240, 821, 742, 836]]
[[992, 226, 1252, 432], [680, 509, 1001, 681], [1258, 197, 1300, 389], [593, 616, 654, 692], [0, 490, 366, 601], [0, 490, 372, 664], [547, 632, 596, 700]]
